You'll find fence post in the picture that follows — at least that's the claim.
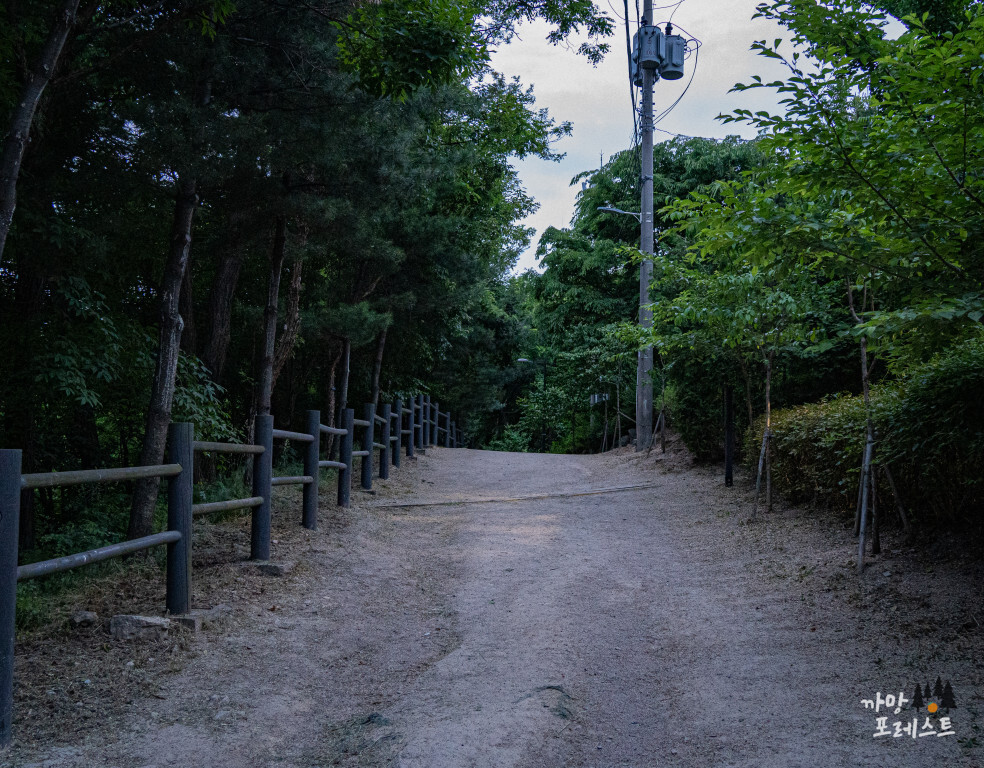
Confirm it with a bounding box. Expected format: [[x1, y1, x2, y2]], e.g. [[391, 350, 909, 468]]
[[251, 413, 274, 560], [166, 423, 194, 616], [431, 400, 439, 447], [415, 395, 424, 452], [428, 397, 436, 447], [379, 404, 391, 480], [304, 409, 320, 530], [338, 408, 354, 508], [724, 386, 734, 488], [0, 449, 22, 748], [392, 398, 402, 468], [361, 403, 375, 490], [424, 397, 431, 447], [406, 397, 415, 458], [444, 413, 451, 448]]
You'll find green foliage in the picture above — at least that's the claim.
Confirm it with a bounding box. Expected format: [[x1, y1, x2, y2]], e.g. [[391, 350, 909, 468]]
[[749, 336, 984, 522], [745, 392, 870, 513], [479, 0, 614, 63], [172, 353, 238, 443], [875, 0, 978, 32], [336, 0, 484, 100], [664, 352, 730, 462], [33, 279, 122, 409], [703, 0, 984, 356], [486, 425, 530, 452]]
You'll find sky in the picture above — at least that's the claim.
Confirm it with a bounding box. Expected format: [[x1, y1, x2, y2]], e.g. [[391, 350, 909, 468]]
[[489, 0, 793, 273]]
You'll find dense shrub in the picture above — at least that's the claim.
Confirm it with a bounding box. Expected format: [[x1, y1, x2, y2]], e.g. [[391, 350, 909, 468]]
[[664, 342, 758, 462], [745, 337, 984, 525]]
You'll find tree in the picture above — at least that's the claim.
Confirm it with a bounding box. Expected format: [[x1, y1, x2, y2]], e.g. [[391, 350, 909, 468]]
[[912, 683, 924, 709], [942, 680, 957, 710], [877, 0, 979, 33]]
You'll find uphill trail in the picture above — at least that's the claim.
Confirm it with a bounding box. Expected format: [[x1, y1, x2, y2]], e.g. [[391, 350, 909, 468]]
[[7, 444, 981, 767]]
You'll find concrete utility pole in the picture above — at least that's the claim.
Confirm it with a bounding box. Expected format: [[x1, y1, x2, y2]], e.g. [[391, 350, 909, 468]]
[[636, 0, 656, 452]]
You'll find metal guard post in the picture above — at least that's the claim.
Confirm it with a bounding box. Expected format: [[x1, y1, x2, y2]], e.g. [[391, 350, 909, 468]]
[[361, 403, 375, 490], [303, 410, 320, 530], [379, 404, 391, 480], [166, 422, 194, 615], [0, 449, 22, 747], [338, 408, 354, 508], [251, 414, 274, 560], [393, 398, 402, 468]]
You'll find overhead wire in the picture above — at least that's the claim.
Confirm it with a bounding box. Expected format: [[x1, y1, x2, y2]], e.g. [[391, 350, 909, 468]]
[[607, 0, 627, 22], [623, 0, 639, 145], [653, 41, 700, 126], [654, 126, 717, 140], [668, 0, 684, 24]]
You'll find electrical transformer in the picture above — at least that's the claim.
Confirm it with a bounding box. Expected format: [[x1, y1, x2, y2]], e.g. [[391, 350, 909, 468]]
[[661, 34, 686, 81], [637, 25, 664, 70], [632, 25, 686, 83]]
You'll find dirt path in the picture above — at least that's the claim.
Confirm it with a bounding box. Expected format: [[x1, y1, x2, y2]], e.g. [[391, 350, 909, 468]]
[[6, 446, 982, 767]]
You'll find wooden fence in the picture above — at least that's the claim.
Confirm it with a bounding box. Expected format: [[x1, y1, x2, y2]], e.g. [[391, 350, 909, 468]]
[[0, 393, 461, 746]]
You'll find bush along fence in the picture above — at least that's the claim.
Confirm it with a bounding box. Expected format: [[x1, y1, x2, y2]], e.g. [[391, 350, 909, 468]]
[[0, 393, 462, 747]]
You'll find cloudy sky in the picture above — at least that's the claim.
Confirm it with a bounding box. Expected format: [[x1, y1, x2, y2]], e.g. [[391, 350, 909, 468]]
[[489, 0, 792, 272]]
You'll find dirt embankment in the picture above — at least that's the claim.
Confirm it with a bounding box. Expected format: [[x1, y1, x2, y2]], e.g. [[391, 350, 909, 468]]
[[5, 440, 982, 767]]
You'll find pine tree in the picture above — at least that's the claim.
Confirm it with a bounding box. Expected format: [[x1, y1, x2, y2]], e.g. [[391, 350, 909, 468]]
[[934, 677, 944, 699], [924, 683, 932, 700], [912, 684, 924, 709], [942, 681, 957, 710]]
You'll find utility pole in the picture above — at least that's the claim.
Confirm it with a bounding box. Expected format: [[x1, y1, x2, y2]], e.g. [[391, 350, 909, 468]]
[[636, 0, 655, 451], [629, 6, 685, 451]]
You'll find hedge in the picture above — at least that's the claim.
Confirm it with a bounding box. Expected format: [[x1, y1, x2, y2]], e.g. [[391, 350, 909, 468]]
[[744, 336, 984, 525]]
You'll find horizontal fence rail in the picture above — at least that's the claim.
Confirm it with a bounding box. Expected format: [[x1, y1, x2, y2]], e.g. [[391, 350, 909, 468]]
[[21, 464, 182, 490], [17, 532, 182, 582], [0, 393, 463, 747]]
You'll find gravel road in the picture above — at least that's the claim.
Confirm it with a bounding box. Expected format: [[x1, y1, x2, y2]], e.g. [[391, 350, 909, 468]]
[[7, 445, 981, 767]]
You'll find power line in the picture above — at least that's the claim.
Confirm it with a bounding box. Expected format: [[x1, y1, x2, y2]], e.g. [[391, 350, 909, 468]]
[[653, 41, 699, 125], [654, 126, 716, 140], [623, 0, 639, 143], [661, 22, 702, 46], [668, 0, 684, 24]]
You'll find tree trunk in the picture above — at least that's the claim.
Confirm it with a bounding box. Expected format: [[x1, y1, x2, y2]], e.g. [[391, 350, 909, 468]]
[[0, 0, 81, 260], [271, 254, 302, 391], [370, 326, 388, 407], [847, 279, 877, 571], [765, 352, 773, 512], [615, 368, 622, 448], [178, 259, 197, 354], [881, 464, 912, 539], [857, 430, 874, 572], [257, 215, 287, 418], [752, 431, 768, 519], [324, 340, 342, 458], [724, 384, 734, 487], [338, 337, 351, 419], [601, 398, 609, 452], [753, 353, 774, 517], [870, 460, 881, 555], [127, 176, 197, 540], [201, 248, 245, 383]]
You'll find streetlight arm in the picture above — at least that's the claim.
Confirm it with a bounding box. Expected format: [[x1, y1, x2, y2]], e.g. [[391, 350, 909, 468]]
[[597, 205, 642, 222]]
